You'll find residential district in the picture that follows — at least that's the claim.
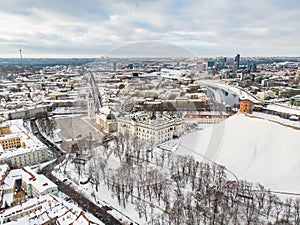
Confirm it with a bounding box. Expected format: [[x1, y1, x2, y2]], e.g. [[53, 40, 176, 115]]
[[0, 55, 299, 224]]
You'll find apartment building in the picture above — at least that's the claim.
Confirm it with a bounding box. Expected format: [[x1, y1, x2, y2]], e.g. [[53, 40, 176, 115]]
[[0, 121, 50, 168], [0, 194, 101, 224], [1, 106, 47, 120], [0, 166, 58, 208], [0, 135, 22, 150]]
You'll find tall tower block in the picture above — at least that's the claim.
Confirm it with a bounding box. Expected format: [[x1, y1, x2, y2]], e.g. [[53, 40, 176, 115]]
[[234, 53, 240, 72]]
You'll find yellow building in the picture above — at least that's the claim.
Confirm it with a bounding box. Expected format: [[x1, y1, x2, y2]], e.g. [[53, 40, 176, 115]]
[[0, 126, 22, 150], [96, 107, 117, 133], [0, 122, 49, 168], [0, 126, 11, 135], [0, 136, 22, 150]]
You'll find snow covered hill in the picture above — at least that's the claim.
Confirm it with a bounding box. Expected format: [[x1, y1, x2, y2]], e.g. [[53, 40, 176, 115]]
[[176, 113, 300, 193]]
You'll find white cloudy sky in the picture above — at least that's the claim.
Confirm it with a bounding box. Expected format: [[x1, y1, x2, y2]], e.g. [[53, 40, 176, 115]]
[[0, 0, 299, 57]]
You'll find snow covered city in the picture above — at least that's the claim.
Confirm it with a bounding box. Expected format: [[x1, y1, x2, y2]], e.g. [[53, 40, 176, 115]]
[[0, 0, 300, 224]]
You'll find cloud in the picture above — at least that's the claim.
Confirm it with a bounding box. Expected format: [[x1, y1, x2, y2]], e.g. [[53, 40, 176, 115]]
[[105, 41, 197, 57], [0, 0, 299, 57]]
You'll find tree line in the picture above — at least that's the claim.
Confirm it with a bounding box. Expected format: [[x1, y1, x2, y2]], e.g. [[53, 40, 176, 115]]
[[61, 131, 300, 225]]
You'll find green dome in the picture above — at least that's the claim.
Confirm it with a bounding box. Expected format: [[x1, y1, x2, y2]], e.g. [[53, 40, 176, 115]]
[[106, 113, 116, 120]]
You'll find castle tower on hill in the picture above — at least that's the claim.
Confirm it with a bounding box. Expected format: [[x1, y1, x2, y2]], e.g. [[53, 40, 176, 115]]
[[239, 97, 253, 114]]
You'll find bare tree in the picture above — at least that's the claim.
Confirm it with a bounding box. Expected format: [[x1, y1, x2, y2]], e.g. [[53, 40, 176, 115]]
[[283, 198, 292, 221], [266, 192, 276, 219], [292, 198, 300, 224], [255, 183, 267, 210], [274, 198, 283, 223]]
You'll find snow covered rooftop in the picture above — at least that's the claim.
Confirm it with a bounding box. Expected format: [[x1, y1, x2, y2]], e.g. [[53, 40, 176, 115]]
[[0, 194, 104, 225], [0, 164, 9, 182], [0, 120, 47, 159], [120, 112, 183, 127], [0, 167, 57, 207]]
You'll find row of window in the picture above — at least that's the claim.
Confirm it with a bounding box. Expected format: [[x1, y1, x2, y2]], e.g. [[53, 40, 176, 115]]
[[0, 150, 48, 167], [0, 138, 20, 143], [136, 126, 177, 134], [119, 122, 184, 139], [1, 143, 21, 150], [0, 139, 21, 150], [3, 206, 42, 223]]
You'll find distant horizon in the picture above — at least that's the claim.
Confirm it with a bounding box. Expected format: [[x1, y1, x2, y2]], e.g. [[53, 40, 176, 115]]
[[1, 55, 300, 59]]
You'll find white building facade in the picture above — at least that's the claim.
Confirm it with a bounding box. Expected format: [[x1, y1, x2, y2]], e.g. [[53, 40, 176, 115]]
[[118, 113, 184, 144]]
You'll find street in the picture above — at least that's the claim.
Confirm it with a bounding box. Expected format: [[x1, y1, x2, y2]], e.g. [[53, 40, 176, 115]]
[[31, 119, 123, 225], [44, 171, 122, 225]]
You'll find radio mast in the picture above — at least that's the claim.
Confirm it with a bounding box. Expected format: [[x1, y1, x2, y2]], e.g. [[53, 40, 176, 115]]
[[19, 48, 23, 60]]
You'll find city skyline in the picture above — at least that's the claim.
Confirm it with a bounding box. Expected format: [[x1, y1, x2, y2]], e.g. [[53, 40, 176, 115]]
[[0, 0, 300, 58]]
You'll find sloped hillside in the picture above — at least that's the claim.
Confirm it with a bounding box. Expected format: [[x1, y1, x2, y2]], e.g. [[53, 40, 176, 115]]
[[176, 113, 300, 193]]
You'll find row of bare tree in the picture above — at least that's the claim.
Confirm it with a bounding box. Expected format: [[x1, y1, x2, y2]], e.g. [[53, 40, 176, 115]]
[[63, 132, 300, 225]]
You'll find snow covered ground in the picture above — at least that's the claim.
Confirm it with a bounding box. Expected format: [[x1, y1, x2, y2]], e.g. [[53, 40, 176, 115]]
[[54, 168, 141, 225], [252, 111, 300, 128], [175, 113, 300, 194], [267, 103, 300, 116], [51, 112, 300, 224], [53, 146, 154, 225]]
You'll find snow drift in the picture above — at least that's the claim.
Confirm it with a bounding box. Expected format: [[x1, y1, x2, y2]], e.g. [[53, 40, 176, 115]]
[[176, 113, 300, 193]]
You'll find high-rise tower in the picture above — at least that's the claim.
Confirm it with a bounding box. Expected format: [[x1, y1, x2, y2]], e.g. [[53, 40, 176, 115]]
[[234, 53, 240, 72]]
